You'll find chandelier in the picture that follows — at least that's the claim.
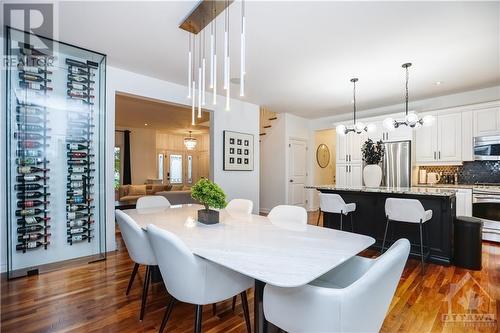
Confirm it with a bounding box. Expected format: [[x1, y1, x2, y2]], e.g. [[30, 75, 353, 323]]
[[383, 63, 433, 130], [182, 0, 246, 125], [336, 78, 375, 136], [184, 131, 197, 150]]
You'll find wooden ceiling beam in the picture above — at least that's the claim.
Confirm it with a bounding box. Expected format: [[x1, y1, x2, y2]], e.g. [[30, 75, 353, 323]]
[[179, 0, 234, 34]]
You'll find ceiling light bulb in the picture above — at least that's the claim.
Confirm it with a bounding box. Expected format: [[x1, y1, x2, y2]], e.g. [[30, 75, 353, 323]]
[[422, 114, 435, 127], [383, 117, 395, 131], [406, 113, 419, 125], [354, 122, 365, 134], [435, 81, 442, 86], [336, 124, 347, 136], [366, 123, 377, 133]]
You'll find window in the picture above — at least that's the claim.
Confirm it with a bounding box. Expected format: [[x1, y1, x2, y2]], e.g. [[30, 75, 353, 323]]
[[187, 155, 193, 183], [169, 154, 183, 184], [114, 147, 121, 189], [158, 154, 164, 180]]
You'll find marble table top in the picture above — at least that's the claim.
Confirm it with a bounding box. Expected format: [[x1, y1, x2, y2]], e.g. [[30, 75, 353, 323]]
[[307, 185, 457, 197], [123, 204, 375, 288]]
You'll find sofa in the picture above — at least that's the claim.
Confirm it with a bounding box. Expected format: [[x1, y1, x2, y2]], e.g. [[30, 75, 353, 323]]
[[118, 184, 172, 201]]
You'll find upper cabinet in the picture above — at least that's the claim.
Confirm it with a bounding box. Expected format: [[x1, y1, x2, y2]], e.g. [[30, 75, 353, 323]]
[[336, 131, 366, 164], [474, 107, 500, 137], [415, 112, 462, 164]]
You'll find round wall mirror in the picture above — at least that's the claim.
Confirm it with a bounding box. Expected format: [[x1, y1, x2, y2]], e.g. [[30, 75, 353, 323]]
[[316, 144, 330, 168]]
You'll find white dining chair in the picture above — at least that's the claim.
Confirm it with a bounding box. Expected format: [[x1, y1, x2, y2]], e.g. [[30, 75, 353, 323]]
[[383, 198, 432, 274], [226, 198, 253, 215], [263, 238, 410, 333], [136, 195, 171, 209], [212, 198, 254, 316], [147, 224, 253, 333], [317, 193, 356, 231], [268, 205, 307, 225], [115, 209, 157, 321]]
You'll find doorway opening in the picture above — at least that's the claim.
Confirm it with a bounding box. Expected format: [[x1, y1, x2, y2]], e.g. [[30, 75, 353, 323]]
[[114, 92, 210, 201]]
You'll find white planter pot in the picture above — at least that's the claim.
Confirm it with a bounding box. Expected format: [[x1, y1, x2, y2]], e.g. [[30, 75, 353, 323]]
[[363, 164, 382, 188]]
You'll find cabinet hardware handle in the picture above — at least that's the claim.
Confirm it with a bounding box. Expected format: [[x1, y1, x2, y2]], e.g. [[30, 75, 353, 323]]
[[289, 179, 293, 183], [439, 151, 441, 159], [346, 154, 348, 162], [346, 165, 348, 173], [349, 165, 351, 172], [434, 151, 436, 160]]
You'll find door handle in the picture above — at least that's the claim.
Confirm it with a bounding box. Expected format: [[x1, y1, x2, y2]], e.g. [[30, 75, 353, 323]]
[[434, 151, 436, 160], [346, 165, 348, 173], [349, 165, 351, 172], [349, 154, 351, 162], [438, 151, 441, 159], [346, 154, 348, 162]]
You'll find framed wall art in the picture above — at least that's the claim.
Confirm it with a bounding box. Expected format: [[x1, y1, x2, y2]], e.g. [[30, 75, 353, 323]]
[[223, 131, 254, 171]]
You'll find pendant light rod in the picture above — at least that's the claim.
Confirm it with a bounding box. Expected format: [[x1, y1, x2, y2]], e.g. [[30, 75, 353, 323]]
[[351, 77, 358, 124], [403, 62, 411, 116]]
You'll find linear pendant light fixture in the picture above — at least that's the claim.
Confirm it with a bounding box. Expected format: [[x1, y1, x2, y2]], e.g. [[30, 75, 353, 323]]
[[383, 63, 434, 130], [336, 78, 374, 136], [181, 0, 246, 118]]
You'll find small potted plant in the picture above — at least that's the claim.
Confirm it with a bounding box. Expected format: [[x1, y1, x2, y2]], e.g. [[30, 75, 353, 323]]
[[361, 139, 385, 188], [191, 178, 227, 224]]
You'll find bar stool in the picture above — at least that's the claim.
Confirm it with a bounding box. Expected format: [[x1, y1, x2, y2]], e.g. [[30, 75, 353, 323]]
[[317, 193, 356, 231], [382, 198, 432, 274]]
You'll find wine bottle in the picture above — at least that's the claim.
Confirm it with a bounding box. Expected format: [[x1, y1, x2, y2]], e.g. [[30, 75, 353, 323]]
[[67, 219, 94, 228], [19, 72, 51, 83], [68, 166, 94, 173], [17, 124, 47, 132], [17, 64, 53, 75], [67, 196, 93, 204], [67, 82, 94, 91], [19, 45, 52, 57], [67, 143, 89, 150], [66, 137, 90, 143], [17, 166, 49, 174], [67, 235, 93, 242], [18, 232, 51, 242], [67, 204, 94, 212], [15, 208, 48, 216], [17, 224, 50, 233], [16, 175, 48, 182], [17, 200, 49, 208], [19, 81, 53, 91], [68, 66, 95, 76], [17, 141, 48, 149], [17, 216, 50, 225], [17, 191, 50, 200], [16, 115, 46, 123], [67, 174, 93, 181], [68, 121, 95, 129], [16, 157, 47, 166], [67, 211, 93, 220], [67, 152, 93, 158], [14, 132, 48, 140], [16, 241, 50, 251], [67, 112, 91, 121], [16, 105, 45, 115], [67, 227, 93, 235], [68, 159, 94, 166], [66, 189, 84, 196], [14, 183, 48, 191], [67, 74, 95, 84], [68, 90, 95, 99], [16, 149, 42, 158], [66, 58, 98, 69]]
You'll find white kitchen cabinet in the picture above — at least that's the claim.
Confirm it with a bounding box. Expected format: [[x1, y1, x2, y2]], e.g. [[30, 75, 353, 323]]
[[336, 133, 348, 164], [455, 188, 472, 217], [349, 163, 363, 187], [336, 131, 366, 164], [335, 163, 362, 187], [415, 112, 462, 164], [461, 111, 474, 161], [336, 164, 348, 187], [384, 126, 413, 142], [474, 107, 500, 137]]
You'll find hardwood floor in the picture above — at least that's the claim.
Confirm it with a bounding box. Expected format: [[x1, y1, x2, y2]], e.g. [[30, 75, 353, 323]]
[[1, 211, 499, 333]]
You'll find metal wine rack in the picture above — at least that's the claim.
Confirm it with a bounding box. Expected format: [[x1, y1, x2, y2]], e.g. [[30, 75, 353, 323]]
[[14, 43, 53, 253], [65, 58, 98, 245]]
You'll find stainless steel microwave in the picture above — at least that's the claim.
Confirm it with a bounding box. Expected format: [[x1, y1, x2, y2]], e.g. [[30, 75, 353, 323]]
[[474, 135, 500, 160]]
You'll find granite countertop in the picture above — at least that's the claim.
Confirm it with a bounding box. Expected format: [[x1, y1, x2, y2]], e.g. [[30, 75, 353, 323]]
[[414, 184, 474, 189], [306, 185, 457, 197]]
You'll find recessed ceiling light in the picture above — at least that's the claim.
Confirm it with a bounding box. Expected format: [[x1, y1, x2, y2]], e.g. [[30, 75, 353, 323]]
[[435, 81, 442, 86], [144, 123, 148, 126]]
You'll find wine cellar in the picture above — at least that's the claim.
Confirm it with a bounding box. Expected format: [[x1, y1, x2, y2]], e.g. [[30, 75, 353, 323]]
[[5, 27, 107, 278]]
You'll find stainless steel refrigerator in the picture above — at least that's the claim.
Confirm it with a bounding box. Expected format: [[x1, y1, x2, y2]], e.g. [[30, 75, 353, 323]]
[[382, 140, 412, 187]]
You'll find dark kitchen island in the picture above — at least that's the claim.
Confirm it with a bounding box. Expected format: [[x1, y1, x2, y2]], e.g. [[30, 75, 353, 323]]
[[308, 185, 457, 265]]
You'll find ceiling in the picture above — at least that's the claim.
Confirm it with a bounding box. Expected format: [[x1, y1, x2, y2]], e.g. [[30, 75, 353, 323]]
[[115, 93, 210, 134], [54, 1, 499, 119]]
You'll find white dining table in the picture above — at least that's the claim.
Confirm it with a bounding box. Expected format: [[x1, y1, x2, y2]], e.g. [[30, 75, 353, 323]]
[[123, 204, 375, 333]]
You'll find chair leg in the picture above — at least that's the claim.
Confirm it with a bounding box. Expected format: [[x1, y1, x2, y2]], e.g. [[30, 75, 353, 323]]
[[316, 209, 321, 226], [350, 212, 354, 232], [194, 305, 203, 333], [240, 291, 252, 333], [340, 213, 343, 231], [381, 217, 390, 254], [419, 220, 425, 275], [126, 263, 139, 295], [232, 295, 237, 312], [212, 303, 217, 316], [159, 297, 176, 333], [140, 265, 151, 321]]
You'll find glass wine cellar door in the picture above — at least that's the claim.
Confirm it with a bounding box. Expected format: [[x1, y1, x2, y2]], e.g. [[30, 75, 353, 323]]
[[5, 27, 107, 279]]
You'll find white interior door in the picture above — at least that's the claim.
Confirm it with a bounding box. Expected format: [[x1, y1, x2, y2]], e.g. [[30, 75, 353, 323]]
[[288, 139, 307, 207]]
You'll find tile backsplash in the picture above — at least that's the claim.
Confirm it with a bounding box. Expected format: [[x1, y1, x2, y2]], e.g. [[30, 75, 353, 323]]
[[418, 161, 500, 184]]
